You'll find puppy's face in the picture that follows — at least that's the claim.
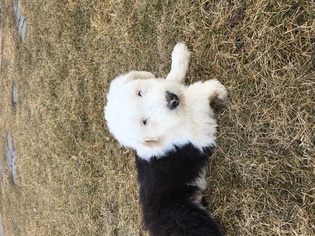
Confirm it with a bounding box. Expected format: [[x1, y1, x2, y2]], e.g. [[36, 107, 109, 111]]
[[105, 73, 186, 154]]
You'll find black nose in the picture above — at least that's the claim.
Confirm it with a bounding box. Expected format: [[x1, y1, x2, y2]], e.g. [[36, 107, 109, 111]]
[[166, 91, 179, 110]]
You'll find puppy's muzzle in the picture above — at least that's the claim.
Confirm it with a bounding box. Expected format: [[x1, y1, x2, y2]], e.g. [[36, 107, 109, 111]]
[[166, 91, 179, 110]]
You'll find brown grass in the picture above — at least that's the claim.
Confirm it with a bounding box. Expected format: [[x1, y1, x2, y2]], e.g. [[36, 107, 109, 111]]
[[0, 0, 314, 235]]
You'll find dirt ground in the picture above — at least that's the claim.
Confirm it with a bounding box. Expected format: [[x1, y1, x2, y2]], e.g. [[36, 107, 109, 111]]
[[0, 0, 314, 235]]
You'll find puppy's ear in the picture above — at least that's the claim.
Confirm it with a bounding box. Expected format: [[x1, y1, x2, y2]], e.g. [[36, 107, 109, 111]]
[[109, 71, 155, 92], [127, 71, 155, 80], [107, 71, 154, 97]]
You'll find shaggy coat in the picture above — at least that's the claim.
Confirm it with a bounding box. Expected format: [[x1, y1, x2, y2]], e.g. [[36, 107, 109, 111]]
[[105, 42, 227, 235], [136, 143, 223, 236]]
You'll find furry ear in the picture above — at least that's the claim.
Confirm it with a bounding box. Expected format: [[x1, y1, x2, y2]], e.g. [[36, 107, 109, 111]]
[[107, 71, 155, 98], [127, 71, 155, 80]]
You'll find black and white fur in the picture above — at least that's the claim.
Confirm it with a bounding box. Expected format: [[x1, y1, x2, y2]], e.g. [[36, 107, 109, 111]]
[[136, 144, 223, 236], [105, 42, 227, 235]]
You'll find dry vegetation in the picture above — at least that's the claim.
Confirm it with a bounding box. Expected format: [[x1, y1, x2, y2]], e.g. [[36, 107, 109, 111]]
[[0, 0, 314, 235]]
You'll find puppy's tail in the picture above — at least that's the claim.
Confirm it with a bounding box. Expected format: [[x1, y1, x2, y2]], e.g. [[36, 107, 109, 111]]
[[166, 42, 191, 82]]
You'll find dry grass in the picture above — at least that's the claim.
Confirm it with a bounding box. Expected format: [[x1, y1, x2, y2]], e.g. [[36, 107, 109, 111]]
[[0, 0, 314, 235]]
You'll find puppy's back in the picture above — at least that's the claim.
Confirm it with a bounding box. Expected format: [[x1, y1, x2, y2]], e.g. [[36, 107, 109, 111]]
[[136, 143, 223, 236]]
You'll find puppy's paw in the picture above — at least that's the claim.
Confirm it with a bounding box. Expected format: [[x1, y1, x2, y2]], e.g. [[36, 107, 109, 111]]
[[202, 79, 228, 105], [172, 42, 191, 65], [212, 80, 228, 105], [167, 42, 191, 81]]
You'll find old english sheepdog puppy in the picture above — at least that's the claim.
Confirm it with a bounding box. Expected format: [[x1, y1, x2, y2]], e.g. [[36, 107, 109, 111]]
[[104, 42, 227, 236]]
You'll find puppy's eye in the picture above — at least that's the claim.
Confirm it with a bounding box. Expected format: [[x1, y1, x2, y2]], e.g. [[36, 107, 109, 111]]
[[141, 119, 147, 126], [137, 91, 142, 97]]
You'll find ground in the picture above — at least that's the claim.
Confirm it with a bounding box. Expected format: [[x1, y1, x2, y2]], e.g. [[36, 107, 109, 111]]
[[0, 0, 314, 235]]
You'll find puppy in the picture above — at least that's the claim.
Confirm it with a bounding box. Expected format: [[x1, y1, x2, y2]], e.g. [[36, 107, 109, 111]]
[[105, 43, 227, 236]]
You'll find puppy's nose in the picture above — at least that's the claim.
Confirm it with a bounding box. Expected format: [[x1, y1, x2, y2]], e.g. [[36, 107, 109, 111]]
[[166, 91, 179, 110]]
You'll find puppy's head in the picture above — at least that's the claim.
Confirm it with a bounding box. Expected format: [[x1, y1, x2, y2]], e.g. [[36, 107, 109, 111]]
[[105, 71, 186, 157]]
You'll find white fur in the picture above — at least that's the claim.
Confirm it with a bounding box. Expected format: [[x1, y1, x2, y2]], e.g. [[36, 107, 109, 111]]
[[188, 167, 207, 191], [105, 42, 228, 160]]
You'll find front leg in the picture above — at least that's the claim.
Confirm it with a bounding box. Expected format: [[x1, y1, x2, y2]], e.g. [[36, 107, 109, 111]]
[[185, 79, 228, 105], [184, 79, 227, 147], [166, 42, 191, 82]]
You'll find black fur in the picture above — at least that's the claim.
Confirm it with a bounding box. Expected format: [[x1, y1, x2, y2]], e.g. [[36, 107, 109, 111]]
[[136, 143, 223, 236]]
